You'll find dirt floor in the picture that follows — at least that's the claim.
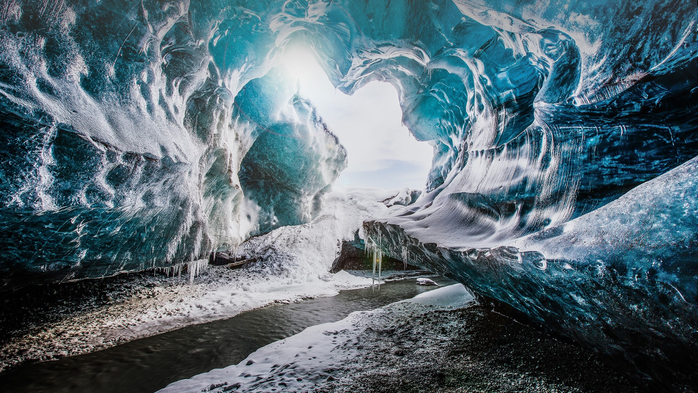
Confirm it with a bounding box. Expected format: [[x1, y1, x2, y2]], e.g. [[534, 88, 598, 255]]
[[317, 303, 643, 393]]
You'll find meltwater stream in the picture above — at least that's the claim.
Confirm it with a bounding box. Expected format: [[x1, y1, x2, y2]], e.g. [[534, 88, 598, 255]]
[[0, 275, 455, 393]]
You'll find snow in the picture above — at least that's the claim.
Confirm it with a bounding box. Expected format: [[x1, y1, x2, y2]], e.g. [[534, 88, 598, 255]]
[[158, 284, 475, 393], [0, 188, 399, 372], [406, 283, 474, 308], [416, 277, 438, 286]]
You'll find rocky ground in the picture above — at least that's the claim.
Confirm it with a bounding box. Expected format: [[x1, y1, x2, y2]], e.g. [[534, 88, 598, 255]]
[[0, 265, 372, 373], [165, 285, 645, 393], [318, 304, 641, 393], [0, 188, 400, 374]]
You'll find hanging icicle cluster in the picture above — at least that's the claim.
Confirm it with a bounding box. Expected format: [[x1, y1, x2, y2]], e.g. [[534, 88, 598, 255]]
[[366, 235, 383, 289]]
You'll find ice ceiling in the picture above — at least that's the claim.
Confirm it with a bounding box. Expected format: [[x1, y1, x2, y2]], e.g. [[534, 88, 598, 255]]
[[0, 0, 696, 384]]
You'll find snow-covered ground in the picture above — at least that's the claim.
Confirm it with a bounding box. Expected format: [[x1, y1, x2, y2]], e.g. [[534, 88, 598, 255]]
[[0, 188, 405, 372]]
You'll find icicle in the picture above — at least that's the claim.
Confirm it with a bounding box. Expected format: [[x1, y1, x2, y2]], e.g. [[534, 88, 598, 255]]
[[154, 258, 211, 280], [187, 259, 208, 284], [365, 236, 373, 259], [371, 238, 377, 288], [369, 234, 383, 291], [155, 262, 185, 278], [401, 246, 408, 270], [377, 234, 382, 287], [377, 247, 382, 287]]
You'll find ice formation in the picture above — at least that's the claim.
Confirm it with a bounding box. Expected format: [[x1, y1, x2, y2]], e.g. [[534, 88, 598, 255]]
[[0, 0, 696, 385]]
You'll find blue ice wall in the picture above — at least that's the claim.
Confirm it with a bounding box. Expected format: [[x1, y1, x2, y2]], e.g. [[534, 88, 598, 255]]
[[1, 0, 693, 281], [366, 155, 698, 387], [239, 91, 347, 235]]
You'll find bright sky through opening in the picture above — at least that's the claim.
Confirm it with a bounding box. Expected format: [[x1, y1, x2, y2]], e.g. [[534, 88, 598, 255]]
[[281, 47, 433, 190]]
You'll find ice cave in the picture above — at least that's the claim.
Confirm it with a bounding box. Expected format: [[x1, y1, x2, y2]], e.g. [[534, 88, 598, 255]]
[[0, 0, 696, 392]]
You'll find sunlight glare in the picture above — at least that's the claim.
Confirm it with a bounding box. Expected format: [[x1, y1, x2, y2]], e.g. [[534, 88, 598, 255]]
[[281, 46, 320, 89], [281, 46, 433, 190]]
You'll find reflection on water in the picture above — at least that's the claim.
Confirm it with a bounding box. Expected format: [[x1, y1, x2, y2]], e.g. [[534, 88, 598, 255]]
[[0, 274, 454, 393]]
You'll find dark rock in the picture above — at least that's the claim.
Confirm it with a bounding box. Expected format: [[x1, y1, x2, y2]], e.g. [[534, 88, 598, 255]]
[[208, 252, 257, 268]]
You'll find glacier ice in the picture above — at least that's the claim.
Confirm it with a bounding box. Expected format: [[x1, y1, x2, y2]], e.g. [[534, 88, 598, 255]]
[[366, 155, 698, 385], [0, 0, 697, 385], [238, 88, 347, 235]]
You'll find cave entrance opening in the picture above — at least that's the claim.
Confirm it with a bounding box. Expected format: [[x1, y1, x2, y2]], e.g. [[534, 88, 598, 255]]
[[281, 47, 433, 191]]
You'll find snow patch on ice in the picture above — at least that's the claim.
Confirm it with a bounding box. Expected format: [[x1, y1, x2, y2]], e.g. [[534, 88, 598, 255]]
[[406, 284, 475, 309]]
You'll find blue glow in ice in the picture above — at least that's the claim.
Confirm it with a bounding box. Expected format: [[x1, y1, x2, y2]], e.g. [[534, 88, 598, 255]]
[[0, 0, 696, 385]]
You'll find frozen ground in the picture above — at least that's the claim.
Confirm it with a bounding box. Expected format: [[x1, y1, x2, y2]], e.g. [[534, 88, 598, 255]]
[[0, 188, 401, 373], [162, 285, 642, 393]]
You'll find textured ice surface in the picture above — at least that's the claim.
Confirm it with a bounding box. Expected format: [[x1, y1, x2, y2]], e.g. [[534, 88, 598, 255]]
[[365, 156, 698, 385], [1, 0, 694, 284], [0, 0, 696, 383], [0, 188, 391, 371], [239, 95, 347, 235]]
